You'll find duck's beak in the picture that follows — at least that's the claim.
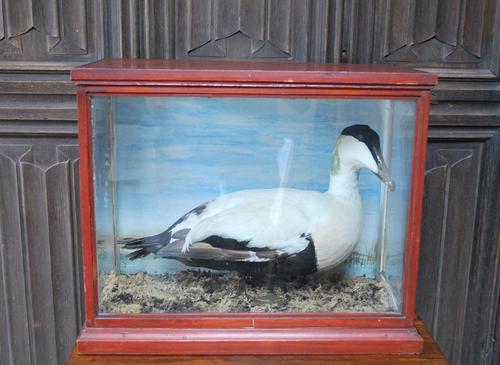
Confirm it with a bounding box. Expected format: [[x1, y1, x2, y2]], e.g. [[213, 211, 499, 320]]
[[373, 149, 396, 192]]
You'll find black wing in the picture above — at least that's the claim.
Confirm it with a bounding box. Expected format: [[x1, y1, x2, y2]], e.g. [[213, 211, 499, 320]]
[[121, 202, 209, 260]]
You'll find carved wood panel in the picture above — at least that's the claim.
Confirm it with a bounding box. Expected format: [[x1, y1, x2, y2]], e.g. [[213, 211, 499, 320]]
[[347, 0, 500, 76], [103, 0, 175, 59], [2, 0, 496, 72], [0, 0, 102, 61], [103, 0, 335, 61], [418, 144, 480, 364], [383, 0, 483, 63], [178, 0, 296, 59], [418, 130, 500, 365], [0, 139, 82, 365], [176, 0, 334, 61]]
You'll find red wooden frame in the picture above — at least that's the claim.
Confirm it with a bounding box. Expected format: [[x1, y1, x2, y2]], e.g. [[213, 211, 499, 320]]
[[72, 60, 437, 355]]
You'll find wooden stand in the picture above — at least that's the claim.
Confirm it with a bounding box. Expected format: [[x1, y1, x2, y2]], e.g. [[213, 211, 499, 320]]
[[68, 318, 447, 364]]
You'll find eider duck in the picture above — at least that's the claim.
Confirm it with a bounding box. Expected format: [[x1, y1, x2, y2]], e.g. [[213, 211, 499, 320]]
[[122, 124, 395, 277]]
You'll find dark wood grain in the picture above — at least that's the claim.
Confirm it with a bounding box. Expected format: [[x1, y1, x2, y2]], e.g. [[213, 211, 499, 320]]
[[419, 144, 480, 364], [0, 0, 99, 62], [417, 128, 500, 365], [357, 0, 500, 77], [175, 0, 327, 61], [48, 151, 81, 364], [0, 138, 83, 365], [458, 130, 500, 365], [0, 145, 33, 365], [22, 161, 59, 365]]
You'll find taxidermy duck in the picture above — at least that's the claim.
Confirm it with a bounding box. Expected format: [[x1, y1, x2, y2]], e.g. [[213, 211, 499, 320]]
[[122, 124, 395, 277]]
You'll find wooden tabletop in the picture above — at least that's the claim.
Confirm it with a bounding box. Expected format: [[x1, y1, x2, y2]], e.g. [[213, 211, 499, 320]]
[[68, 319, 448, 364]]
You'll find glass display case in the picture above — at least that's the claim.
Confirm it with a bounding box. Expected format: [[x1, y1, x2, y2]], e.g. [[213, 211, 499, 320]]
[[72, 60, 436, 355]]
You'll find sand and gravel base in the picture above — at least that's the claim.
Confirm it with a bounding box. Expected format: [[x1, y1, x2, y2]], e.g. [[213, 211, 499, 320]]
[[99, 270, 398, 314]]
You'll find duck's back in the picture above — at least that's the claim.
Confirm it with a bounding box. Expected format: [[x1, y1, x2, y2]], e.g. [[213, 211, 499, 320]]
[[185, 188, 327, 253]]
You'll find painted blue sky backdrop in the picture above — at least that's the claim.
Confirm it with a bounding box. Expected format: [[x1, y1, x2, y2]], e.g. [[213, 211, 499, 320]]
[[92, 96, 416, 277]]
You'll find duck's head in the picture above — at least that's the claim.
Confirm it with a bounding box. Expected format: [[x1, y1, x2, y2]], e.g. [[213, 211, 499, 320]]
[[333, 124, 396, 191]]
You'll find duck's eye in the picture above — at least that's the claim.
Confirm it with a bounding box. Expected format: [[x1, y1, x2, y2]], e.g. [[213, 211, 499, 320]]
[[356, 134, 364, 141]]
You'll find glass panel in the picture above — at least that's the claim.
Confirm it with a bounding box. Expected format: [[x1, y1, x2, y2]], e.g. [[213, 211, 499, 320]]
[[381, 101, 416, 309], [91, 96, 416, 314]]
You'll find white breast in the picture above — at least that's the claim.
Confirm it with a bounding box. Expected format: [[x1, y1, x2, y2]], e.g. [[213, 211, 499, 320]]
[[312, 194, 363, 270]]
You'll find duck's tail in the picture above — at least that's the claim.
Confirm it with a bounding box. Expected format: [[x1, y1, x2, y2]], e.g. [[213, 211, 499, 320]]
[[120, 231, 171, 260]]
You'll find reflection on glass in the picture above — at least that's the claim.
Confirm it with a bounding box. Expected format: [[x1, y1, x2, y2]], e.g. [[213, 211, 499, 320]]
[[92, 96, 416, 314]]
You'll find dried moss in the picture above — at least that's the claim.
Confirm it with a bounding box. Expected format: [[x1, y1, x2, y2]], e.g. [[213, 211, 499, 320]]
[[100, 270, 397, 314]]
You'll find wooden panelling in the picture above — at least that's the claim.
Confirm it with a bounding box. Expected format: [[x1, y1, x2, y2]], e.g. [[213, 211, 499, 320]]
[[418, 141, 480, 364], [0, 0, 499, 364], [495, 298, 500, 363], [0, 138, 82, 365], [347, 0, 500, 77], [459, 130, 500, 365], [178, 0, 300, 60], [0, 145, 33, 365], [102, 0, 337, 62], [103, 0, 175, 59], [418, 129, 500, 365], [0, 0, 103, 62], [176, 0, 336, 61]]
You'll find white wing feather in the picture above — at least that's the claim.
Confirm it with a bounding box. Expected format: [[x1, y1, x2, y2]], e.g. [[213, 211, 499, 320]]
[[178, 188, 325, 254]]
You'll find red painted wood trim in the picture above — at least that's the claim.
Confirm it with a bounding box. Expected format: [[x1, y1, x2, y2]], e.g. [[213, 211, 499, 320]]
[[83, 86, 426, 97], [77, 327, 423, 355], [401, 92, 432, 323], [74, 61, 436, 355], [74, 81, 435, 91], [83, 87, 420, 330], [69, 318, 447, 363], [77, 88, 98, 327], [71, 59, 437, 87], [94, 314, 408, 329]]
